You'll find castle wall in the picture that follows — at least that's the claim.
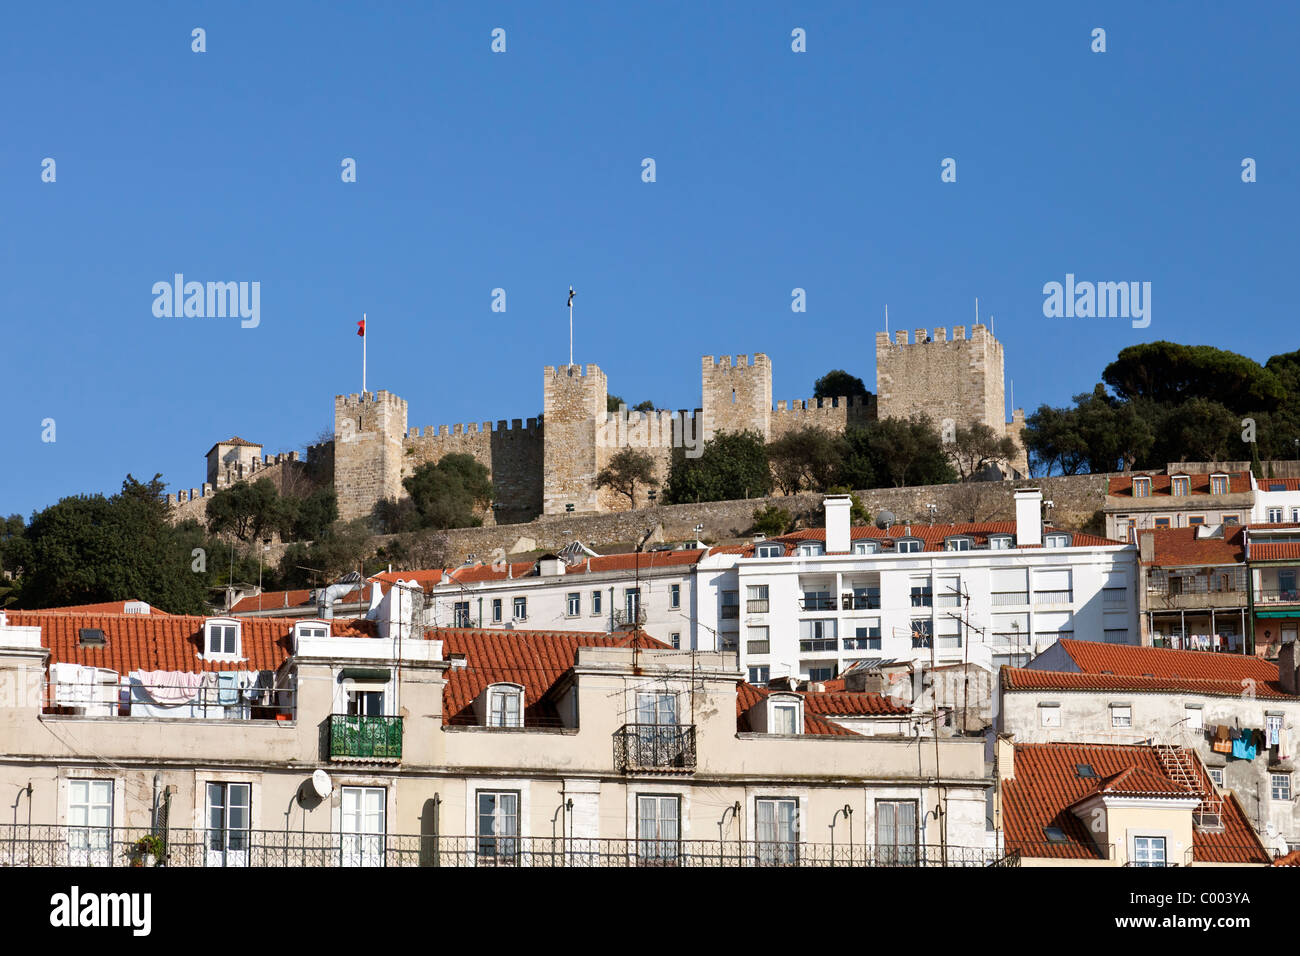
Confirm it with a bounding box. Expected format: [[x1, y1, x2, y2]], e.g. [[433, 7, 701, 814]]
[[769, 395, 875, 441], [702, 354, 771, 440], [403, 418, 544, 524], [334, 391, 408, 521], [542, 364, 607, 515]]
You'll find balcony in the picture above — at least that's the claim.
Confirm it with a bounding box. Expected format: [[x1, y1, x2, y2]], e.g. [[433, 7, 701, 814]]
[[613, 724, 696, 773], [843, 636, 881, 651], [746, 600, 770, 613], [613, 608, 648, 627], [799, 596, 837, 611], [842, 594, 881, 610], [329, 714, 402, 761], [720, 605, 740, 620], [799, 639, 837, 653], [1256, 588, 1300, 607], [746, 640, 770, 654]]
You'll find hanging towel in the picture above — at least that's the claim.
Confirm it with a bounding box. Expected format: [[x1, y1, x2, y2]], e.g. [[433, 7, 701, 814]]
[[243, 670, 273, 703], [1255, 729, 1267, 750], [131, 669, 203, 705], [217, 672, 240, 706], [1232, 737, 1257, 760], [1213, 737, 1233, 754]]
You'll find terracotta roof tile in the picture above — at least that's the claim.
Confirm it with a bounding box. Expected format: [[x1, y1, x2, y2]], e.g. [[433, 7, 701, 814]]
[[802, 691, 910, 717], [1057, 638, 1278, 683], [1108, 472, 1251, 497], [1249, 542, 1300, 561], [1141, 526, 1245, 566], [735, 682, 860, 736], [22, 600, 171, 616], [1003, 742, 1269, 864], [1002, 668, 1293, 701]]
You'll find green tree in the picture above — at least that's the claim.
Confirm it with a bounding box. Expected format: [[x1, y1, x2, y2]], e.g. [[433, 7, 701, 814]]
[[751, 505, 794, 537], [837, 418, 955, 489], [1023, 404, 1090, 476], [607, 395, 626, 413], [632, 400, 656, 413], [1102, 342, 1285, 413], [594, 448, 659, 508], [291, 487, 339, 541], [766, 426, 847, 494], [662, 431, 772, 504], [403, 454, 493, 530], [813, 370, 871, 401], [825, 487, 872, 525], [206, 478, 294, 543], [950, 423, 1019, 481]]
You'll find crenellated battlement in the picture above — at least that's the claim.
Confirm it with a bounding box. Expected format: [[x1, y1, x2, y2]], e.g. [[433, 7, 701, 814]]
[[703, 353, 770, 371], [335, 390, 409, 411], [543, 363, 606, 384], [875, 324, 995, 348], [407, 417, 542, 440], [775, 395, 872, 412]]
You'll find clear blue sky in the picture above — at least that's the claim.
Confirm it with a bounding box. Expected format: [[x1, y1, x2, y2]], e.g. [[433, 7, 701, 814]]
[[3, 1, 1296, 520]]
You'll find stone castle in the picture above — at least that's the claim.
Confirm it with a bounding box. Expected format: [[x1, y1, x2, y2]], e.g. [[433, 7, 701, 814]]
[[170, 324, 1026, 525]]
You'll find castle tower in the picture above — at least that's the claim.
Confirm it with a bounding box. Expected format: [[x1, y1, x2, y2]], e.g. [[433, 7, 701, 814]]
[[334, 390, 408, 520], [205, 437, 263, 488], [875, 325, 1028, 477], [543, 364, 607, 515], [701, 353, 772, 442]]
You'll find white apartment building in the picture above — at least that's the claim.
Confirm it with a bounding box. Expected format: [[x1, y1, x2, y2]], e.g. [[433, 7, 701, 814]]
[[1252, 477, 1300, 524], [729, 490, 1139, 686]]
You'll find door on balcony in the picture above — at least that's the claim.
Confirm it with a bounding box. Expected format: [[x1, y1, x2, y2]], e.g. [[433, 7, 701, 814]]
[[637, 795, 680, 865], [636, 692, 679, 767], [206, 782, 250, 867], [346, 689, 384, 716], [1281, 570, 1298, 602], [67, 779, 113, 867], [341, 786, 385, 867], [476, 791, 520, 865], [875, 800, 918, 865], [755, 797, 798, 866]]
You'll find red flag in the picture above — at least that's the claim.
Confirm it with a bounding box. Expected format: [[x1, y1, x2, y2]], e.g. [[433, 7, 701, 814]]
[[357, 318, 366, 337]]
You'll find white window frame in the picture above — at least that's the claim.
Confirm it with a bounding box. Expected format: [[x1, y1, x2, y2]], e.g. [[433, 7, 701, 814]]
[[1110, 703, 1132, 728], [768, 695, 802, 735], [1185, 705, 1203, 731], [669, 583, 681, 609], [486, 683, 524, 728], [206, 781, 251, 867], [340, 786, 386, 867], [491, 598, 503, 623], [67, 778, 114, 867], [475, 790, 520, 865], [636, 794, 681, 863], [512, 596, 527, 621], [796, 543, 824, 557], [295, 622, 328, 642], [590, 590, 602, 615], [989, 535, 1013, 550], [1132, 835, 1167, 867], [1210, 474, 1228, 495], [944, 537, 973, 552], [565, 592, 581, 617], [895, 539, 923, 553], [1044, 533, 1071, 549], [756, 544, 783, 558], [1171, 476, 1189, 497], [852, 540, 881, 554], [748, 665, 770, 686], [205, 619, 241, 659], [1272, 773, 1291, 801], [1207, 768, 1224, 789], [1269, 508, 1284, 523], [1134, 477, 1152, 498], [755, 797, 799, 866]]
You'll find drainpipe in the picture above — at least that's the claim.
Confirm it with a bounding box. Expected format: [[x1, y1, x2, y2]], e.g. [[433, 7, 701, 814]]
[[609, 586, 615, 632], [151, 773, 161, 832]]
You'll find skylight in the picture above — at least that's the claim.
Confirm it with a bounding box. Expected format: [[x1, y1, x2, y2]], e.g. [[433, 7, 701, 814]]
[[1044, 827, 1068, 843], [77, 628, 106, 647], [1075, 764, 1096, 778]]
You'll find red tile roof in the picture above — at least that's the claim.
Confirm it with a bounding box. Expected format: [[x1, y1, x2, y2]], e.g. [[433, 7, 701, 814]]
[[735, 682, 859, 736], [6, 611, 296, 673], [1108, 472, 1250, 497], [1081, 766, 1194, 799], [1248, 542, 1300, 561], [1141, 526, 1245, 566], [1258, 479, 1300, 491], [378, 550, 709, 589], [436, 628, 671, 726], [228, 587, 366, 614], [22, 600, 171, 616], [740, 522, 1121, 556], [802, 691, 910, 717], [1002, 667, 1292, 701], [1272, 849, 1300, 866], [1002, 742, 1270, 864]]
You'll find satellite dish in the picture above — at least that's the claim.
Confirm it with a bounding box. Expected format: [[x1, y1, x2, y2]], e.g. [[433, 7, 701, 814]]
[[311, 769, 333, 799], [876, 510, 896, 530]]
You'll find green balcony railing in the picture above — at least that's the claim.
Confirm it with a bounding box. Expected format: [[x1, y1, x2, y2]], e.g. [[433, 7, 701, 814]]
[[330, 714, 403, 760]]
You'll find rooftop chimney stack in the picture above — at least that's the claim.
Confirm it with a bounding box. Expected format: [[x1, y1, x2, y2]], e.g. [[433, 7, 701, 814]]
[[824, 494, 852, 554], [1014, 488, 1043, 547]]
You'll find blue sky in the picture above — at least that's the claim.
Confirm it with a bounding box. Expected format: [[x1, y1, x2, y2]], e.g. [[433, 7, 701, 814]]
[[3, 1, 1297, 519]]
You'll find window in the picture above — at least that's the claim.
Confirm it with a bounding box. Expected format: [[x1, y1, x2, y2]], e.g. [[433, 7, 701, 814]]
[[910, 582, 933, 607], [746, 585, 769, 613], [876, 800, 917, 865], [296, 623, 328, 641], [989, 535, 1013, 550], [756, 544, 783, 558], [670, 632, 680, 649], [638, 692, 678, 727], [67, 779, 113, 867], [806, 664, 836, 682], [748, 666, 770, 686], [1267, 714, 1284, 747], [1272, 774, 1291, 801], [1185, 706, 1203, 731], [637, 795, 680, 865], [1039, 703, 1061, 728], [1111, 704, 1132, 728], [1103, 585, 1127, 605], [801, 589, 833, 611], [1134, 478, 1151, 498], [1153, 517, 1171, 530], [566, 592, 581, 617], [799, 619, 837, 651], [1132, 836, 1166, 867], [1223, 514, 1240, 525], [853, 540, 881, 554], [846, 624, 881, 651], [1171, 477, 1189, 496], [1188, 515, 1206, 526], [512, 596, 527, 620], [911, 619, 933, 648], [591, 591, 602, 615], [756, 798, 798, 866], [1207, 768, 1224, 788], [770, 699, 800, 734], [936, 575, 961, 607], [895, 539, 922, 553], [476, 791, 519, 865], [453, 601, 471, 627], [669, 584, 680, 609], [1269, 508, 1284, 523], [491, 598, 503, 623], [1075, 763, 1096, 779], [1293, 508, 1300, 523], [944, 537, 972, 551], [341, 786, 386, 867], [206, 782, 250, 867], [488, 685, 523, 728], [747, 626, 770, 655], [346, 687, 385, 717], [796, 543, 824, 557], [1103, 628, 1129, 643], [205, 620, 239, 657], [1210, 475, 1228, 495], [1044, 826, 1068, 844], [1044, 533, 1071, 548], [626, 588, 643, 620]]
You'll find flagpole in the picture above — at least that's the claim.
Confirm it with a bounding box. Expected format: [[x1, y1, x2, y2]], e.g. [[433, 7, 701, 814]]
[[363, 312, 367, 394], [568, 286, 574, 367]]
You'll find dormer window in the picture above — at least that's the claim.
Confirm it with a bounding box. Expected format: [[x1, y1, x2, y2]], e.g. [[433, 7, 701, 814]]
[[1044, 533, 1071, 549], [1210, 474, 1229, 495], [944, 536, 973, 552], [1133, 477, 1151, 498], [205, 619, 241, 658], [756, 544, 784, 558], [295, 621, 329, 643], [895, 539, 923, 554], [486, 683, 524, 728], [768, 694, 803, 735], [1171, 475, 1189, 496], [852, 540, 881, 555], [988, 535, 1013, 550], [796, 542, 824, 557]]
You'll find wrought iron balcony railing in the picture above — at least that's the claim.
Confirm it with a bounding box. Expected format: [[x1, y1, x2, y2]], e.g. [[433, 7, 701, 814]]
[[613, 608, 647, 626], [1256, 587, 1300, 606], [842, 594, 881, 610], [798, 596, 837, 611], [613, 723, 697, 772], [720, 604, 740, 619], [329, 714, 403, 760]]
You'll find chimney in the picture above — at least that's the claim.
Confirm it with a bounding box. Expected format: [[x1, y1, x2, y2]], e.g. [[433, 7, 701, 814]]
[[1280, 641, 1300, 696], [538, 555, 565, 576], [1139, 531, 1155, 564], [1014, 488, 1042, 546], [824, 494, 851, 553]]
